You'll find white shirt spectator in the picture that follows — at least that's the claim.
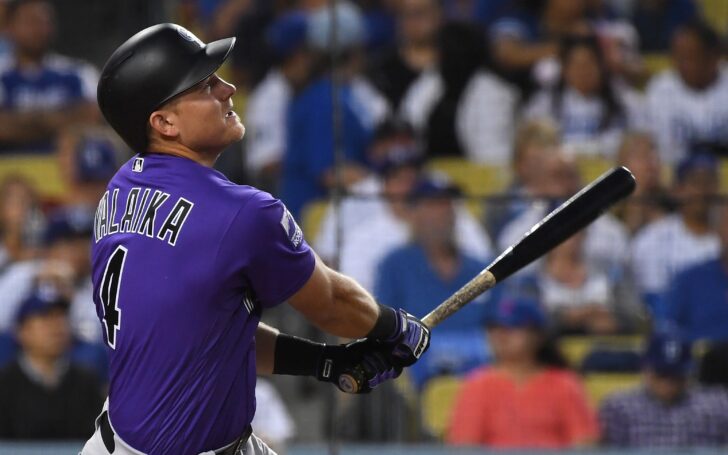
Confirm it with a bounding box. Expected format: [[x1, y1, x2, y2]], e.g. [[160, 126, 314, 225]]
[[244, 71, 290, 175], [251, 379, 295, 449], [498, 202, 629, 275], [524, 86, 645, 158], [540, 270, 612, 311], [316, 177, 493, 292], [632, 214, 720, 295], [646, 64, 728, 164], [0, 260, 37, 333], [399, 70, 518, 165]]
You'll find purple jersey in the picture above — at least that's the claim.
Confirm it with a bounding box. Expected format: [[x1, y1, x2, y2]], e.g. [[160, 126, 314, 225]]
[[91, 153, 315, 454]]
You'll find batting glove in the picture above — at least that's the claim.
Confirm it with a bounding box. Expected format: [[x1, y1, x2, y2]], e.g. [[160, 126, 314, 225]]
[[381, 309, 431, 367], [316, 339, 402, 394]]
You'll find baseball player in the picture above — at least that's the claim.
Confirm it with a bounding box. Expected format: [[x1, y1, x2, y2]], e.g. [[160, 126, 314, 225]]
[[81, 24, 430, 455]]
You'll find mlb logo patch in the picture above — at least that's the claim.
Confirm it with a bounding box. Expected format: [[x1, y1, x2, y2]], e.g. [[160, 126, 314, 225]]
[[280, 207, 303, 248], [132, 158, 144, 173]]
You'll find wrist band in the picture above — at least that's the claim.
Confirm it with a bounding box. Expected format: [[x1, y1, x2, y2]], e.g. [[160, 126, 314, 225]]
[[366, 305, 399, 342], [272, 333, 325, 377]]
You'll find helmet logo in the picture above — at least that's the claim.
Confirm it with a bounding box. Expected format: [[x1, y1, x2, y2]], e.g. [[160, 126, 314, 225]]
[[176, 26, 203, 47]]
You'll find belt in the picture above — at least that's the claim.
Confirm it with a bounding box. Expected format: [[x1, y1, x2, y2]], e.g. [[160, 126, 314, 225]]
[[214, 426, 252, 455], [99, 411, 252, 455]]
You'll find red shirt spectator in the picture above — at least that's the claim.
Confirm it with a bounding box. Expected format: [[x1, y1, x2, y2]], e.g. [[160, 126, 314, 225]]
[[448, 367, 598, 448], [446, 297, 598, 448]]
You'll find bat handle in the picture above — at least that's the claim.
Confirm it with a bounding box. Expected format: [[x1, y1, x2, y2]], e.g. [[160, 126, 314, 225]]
[[338, 365, 368, 394]]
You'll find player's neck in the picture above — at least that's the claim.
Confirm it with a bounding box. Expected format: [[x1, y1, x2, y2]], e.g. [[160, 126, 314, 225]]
[[147, 140, 219, 168]]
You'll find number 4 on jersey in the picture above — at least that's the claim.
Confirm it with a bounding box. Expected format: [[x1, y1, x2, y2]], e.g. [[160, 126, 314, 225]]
[[100, 245, 127, 349]]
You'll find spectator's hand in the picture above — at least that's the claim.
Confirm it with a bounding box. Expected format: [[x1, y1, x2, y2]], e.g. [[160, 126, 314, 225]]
[[316, 339, 402, 393], [377, 309, 431, 367]]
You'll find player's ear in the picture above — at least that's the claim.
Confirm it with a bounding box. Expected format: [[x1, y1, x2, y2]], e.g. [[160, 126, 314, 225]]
[[148, 110, 179, 138]]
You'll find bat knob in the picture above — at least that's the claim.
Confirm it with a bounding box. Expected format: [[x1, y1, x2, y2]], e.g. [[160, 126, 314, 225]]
[[338, 367, 367, 394]]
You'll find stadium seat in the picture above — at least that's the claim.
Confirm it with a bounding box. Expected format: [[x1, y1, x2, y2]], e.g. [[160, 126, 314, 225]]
[[643, 54, 672, 79], [421, 375, 463, 438], [584, 373, 641, 407], [426, 158, 510, 220], [576, 156, 612, 185], [699, 0, 728, 34], [300, 199, 330, 241], [719, 160, 728, 194], [0, 155, 67, 200], [559, 335, 644, 369]]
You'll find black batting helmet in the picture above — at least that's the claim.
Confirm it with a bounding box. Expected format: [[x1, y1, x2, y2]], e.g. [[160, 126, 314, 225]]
[[97, 23, 236, 152]]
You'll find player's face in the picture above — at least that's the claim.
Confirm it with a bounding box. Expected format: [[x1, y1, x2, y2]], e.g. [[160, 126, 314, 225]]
[[18, 308, 71, 359], [8, 0, 54, 58], [563, 45, 602, 96], [672, 31, 718, 90], [488, 326, 540, 363], [410, 198, 455, 248], [644, 370, 686, 403], [170, 74, 245, 152]]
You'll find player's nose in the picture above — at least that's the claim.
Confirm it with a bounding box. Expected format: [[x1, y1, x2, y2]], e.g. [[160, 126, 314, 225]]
[[217, 77, 236, 101]]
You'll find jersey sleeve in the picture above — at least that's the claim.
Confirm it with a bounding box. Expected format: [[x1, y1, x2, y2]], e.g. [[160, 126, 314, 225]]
[[235, 191, 316, 308]]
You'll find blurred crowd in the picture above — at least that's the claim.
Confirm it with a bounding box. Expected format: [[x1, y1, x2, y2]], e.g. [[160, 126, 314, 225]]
[[0, 0, 727, 450]]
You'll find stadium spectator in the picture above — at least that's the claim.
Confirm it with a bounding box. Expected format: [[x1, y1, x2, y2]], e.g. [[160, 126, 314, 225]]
[[600, 330, 728, 447], [281, 1, 389, 217], [646, 21, 728, 164], [631, 0, 699, 53], [484, 118, 559, 239], [666, 203, 728, 342], [43, 207, 99, 345], [316, 123, 492, 292], [374, 176, 492, 386], [56, 127, 127, 207], [368, 0, 440, 112], [498, 151, 629, 276], [399, 22, 518, 165], [0, 0, 99, 154], [488, 0, 589, 95], [539, 230, 637, 335], [632, 154, 720, 319], [0, 290, 103, 439], [245, 11, 311, 192], [447, 297, 598, 448], [523, 34, 644, 158], [251, 378, 296, 453], [613, 132, 669, 235], [0, 176, 44, 333]]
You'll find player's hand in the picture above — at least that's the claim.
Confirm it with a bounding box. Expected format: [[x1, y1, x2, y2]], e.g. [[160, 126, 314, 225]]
[[316, 339, 402, 394], [377, 309, 431, 367]]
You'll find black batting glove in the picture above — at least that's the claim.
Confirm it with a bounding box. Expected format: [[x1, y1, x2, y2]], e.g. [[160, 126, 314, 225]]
[[316, 339, 402, 394]]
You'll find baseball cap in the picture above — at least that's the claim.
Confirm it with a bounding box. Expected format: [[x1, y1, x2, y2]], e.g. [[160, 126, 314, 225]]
[[408, 175, 462, 202], [644, 330, 693, 378], [267, 11, 308, 60], [16, 290, 70, 325], [75, 136, 119, 182], [44, 207, 95, 245], [486, 297, 547, 329], [307, 1, 365, 52], [675, 152, 717, 182]]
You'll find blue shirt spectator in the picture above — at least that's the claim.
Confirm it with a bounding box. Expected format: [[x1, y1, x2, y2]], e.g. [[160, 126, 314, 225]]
[[281, 2, 389, 217], [376, 243, 490, 331], [282, 77, 378, 217], [667, 200, 728, 343], [374, 177, 493, 387], [0, 0, 98, 154]]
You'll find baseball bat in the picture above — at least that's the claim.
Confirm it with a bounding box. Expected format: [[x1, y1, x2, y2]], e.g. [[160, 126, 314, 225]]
[[338, 166, 636, 393]]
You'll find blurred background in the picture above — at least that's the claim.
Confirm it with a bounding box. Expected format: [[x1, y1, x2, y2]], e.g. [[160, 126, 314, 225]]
[[0, 0, 727, 454]]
